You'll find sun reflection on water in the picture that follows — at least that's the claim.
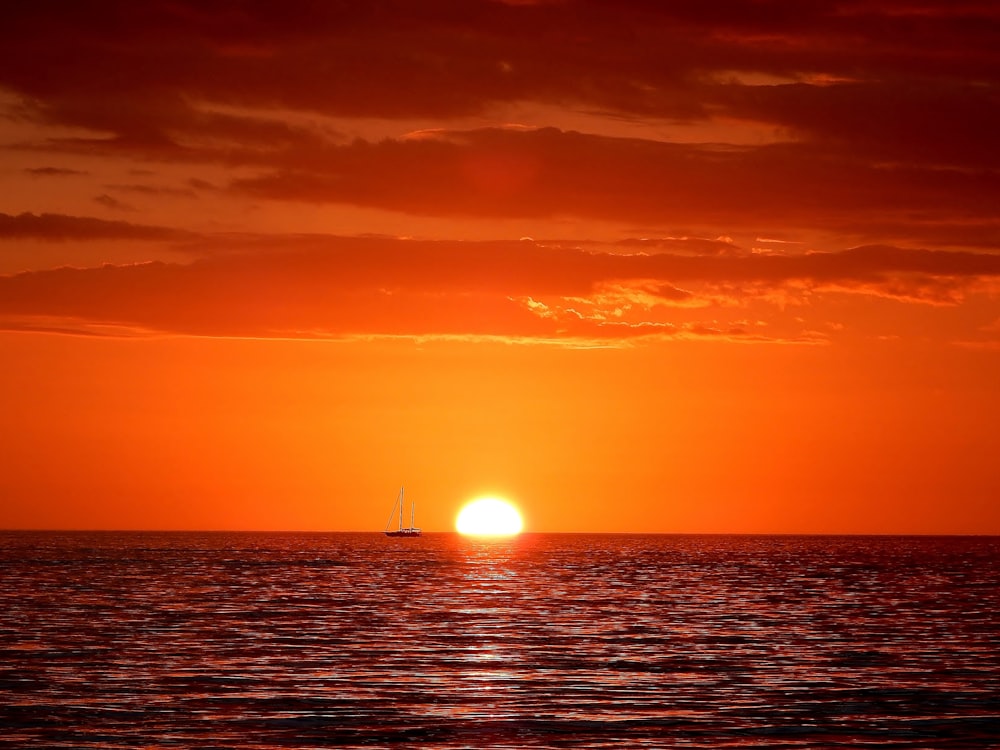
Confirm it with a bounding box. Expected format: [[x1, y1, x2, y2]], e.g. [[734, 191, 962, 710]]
[[1, 532, 997, 748]]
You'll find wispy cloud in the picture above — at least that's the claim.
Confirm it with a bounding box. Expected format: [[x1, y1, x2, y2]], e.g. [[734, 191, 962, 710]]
[[103, 183, 198, 198], [0, 212, 196, 241], [1, 236, 997, 342], [24, 166, 88, 177], [93, 194, 138, 213]]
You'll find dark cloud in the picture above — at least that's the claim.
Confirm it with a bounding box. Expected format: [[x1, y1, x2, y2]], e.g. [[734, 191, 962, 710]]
[[2, 1, 997, 164], [187, 178, 218, 191], [721, 79, 1000, 169], [93, 194, 138, 212], [24, 166, 88, 177], [0, 211, 195, 241], [229, 127, 1000, 248], [1, 1, 997, 253], [104, 183, 198, 198]]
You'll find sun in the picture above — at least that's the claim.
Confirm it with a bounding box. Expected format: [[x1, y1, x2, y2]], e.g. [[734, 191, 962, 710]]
[[455, 497, 524, 537]]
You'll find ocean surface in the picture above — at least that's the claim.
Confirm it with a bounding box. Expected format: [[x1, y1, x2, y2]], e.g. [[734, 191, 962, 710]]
[[1, 532, 998, 749]]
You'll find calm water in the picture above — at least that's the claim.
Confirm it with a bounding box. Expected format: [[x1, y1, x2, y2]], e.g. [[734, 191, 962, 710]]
[[1, 533, 998, 749]]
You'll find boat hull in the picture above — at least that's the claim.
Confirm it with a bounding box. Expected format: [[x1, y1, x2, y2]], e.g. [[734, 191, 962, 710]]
[[385, 529, 422, 537]]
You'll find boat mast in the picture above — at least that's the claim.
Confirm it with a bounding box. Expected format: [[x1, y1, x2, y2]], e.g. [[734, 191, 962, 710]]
[[410, 495, 415, 530], [399, 486, 404, 531]]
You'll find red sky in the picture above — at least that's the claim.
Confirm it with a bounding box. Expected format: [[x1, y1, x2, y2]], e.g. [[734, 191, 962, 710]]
[[1, 0, 999, 533]]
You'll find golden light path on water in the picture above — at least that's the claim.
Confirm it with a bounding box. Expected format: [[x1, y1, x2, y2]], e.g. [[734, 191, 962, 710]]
[[455, 497, 524, 536]]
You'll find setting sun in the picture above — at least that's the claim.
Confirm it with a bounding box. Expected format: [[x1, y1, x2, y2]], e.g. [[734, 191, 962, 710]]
[[455, 497, 524, 537]]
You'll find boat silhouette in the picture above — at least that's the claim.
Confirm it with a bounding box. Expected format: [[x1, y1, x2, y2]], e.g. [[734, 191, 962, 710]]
[[384, 485, 421, 537]]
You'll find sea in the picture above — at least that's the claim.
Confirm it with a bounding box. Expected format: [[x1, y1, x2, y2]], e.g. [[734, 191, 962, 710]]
[[1, 532, 998, 749]]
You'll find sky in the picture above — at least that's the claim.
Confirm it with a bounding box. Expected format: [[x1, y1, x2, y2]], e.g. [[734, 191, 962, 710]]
[[1, 0, 999, 533]]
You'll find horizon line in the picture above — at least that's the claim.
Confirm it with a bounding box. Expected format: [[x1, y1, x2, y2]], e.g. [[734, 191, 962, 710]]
[[2, 528, 997, 538]]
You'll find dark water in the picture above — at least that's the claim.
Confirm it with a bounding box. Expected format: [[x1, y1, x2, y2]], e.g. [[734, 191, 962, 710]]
[[1, 533, 998, 749]]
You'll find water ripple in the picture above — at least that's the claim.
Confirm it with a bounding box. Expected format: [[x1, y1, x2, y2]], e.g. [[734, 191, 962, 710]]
[[1, 532, 998, 748]]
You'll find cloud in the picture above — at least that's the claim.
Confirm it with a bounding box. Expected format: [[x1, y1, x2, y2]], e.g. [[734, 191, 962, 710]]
[[1, 2, 997, 284], [24, 166, 88, 177], [0, 212, 195, 241], [227, 127, 1000, 248], [2, 2, 995, 253], [93, 194, 138, 212], [103, 183, 198, 198], [721, 79, 1000, 169], [2, 1, 996, 170], [1, 236, 997, 342]]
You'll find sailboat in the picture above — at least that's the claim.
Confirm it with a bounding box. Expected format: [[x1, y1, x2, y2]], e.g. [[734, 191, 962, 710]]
[[384, 485, 421, 537]]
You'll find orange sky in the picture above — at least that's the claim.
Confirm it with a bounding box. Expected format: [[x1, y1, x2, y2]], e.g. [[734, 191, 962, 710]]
[[1, 0, 999, 533]]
